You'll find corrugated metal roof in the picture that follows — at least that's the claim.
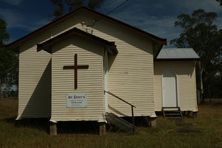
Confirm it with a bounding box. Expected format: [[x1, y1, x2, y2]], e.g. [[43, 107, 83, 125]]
[[156, 48, 200, 59]]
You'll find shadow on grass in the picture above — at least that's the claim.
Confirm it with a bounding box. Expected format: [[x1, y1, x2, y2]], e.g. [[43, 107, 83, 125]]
[[175, 127, 203, 133], [5, 117, 49, 133], [173, 119, 204, 134]]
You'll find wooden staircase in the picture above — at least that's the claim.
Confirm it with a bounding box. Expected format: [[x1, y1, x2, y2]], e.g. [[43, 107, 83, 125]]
[[105, 113, 135, 133], [104, 91, 136, 133], [162, 107, 183, 118]]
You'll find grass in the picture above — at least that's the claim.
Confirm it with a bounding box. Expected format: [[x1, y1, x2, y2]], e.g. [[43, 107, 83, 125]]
[[0, 98, 222, 148]]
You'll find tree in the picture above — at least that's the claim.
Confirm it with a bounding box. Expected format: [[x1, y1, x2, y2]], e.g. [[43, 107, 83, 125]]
[[0, 18, 9, 45], [0, 18, 18, 98], [51, 0, 104, 18], [171, 9, 222, 99]]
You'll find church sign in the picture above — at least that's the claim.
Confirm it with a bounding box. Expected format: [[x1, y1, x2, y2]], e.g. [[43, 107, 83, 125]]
[[66, 93, 87, 108]]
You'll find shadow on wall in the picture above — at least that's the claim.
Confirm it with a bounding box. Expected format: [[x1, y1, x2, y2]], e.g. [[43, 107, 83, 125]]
[[108, 53, 116, 71], [52, 36, 104, 56], [20, 59, 51, 118], [154, 62, 194, 78], [108, 105, 127, 116]]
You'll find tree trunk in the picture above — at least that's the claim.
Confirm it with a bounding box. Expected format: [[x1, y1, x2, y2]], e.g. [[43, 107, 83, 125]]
[[0, 80, 2, 99]]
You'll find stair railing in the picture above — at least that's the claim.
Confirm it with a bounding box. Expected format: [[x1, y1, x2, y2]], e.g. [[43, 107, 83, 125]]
[[104, 90, 136, 133]]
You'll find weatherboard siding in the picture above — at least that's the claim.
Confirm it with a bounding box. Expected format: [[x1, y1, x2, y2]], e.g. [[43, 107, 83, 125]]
[[154, 61, 198, 112], [17, 14, 82, 119], [17, 12, 94, 119], [18, 44, 51, 119], [18, 10, 157, 119], [51, 37, 105, 122], [106, 40, 155, 117], [75, 12, 156, 117]]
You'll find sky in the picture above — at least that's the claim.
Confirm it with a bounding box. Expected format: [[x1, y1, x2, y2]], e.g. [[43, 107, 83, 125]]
[[0, 0, 222, 45]]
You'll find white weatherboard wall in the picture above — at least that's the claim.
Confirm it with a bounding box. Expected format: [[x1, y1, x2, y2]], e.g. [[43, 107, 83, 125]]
[[154, 61, 198, 112], [51, 36, 105, 122], [17, 14, 82, 119], [18, 9, 158, 119], [18, 44, 51, 119], [76, 11, 156, 117]]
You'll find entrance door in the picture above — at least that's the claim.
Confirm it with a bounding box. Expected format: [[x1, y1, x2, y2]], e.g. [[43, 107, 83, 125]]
[[162, 73, 178, 107]]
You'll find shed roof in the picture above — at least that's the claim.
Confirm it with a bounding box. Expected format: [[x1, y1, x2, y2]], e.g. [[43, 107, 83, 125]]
[[156, 48, 200, 60], [37, 27, 118, 54], [6, 7, 166, 49]]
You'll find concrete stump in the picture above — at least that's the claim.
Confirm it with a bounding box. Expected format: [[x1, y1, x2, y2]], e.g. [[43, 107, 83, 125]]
[[150, 119, 157, 127], [50, 122, 57, 136], [99, 122, 106, 136], [146, 117, 157, 128]]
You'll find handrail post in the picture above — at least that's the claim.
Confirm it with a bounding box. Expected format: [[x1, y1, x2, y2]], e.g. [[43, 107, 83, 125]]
[[131, 106, 135, 134]]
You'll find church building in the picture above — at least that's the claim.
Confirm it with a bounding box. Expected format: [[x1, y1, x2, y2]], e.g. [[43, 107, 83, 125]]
[[7, 7, 199, 135]]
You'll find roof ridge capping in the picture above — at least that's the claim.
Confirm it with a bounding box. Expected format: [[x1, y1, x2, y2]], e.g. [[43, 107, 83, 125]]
[[6, 6, 166, 49]]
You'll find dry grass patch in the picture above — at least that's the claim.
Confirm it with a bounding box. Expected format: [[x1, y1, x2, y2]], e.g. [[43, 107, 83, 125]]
[[0, 98, 222, 148]]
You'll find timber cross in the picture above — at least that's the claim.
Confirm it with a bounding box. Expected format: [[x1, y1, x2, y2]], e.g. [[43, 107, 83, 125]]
[[63, 54, 89, 89]]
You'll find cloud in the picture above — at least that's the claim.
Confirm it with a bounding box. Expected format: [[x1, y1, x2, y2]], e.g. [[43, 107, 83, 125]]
[[0, 8, 50, 42], [107, 0, 222, 46], [1, 0, 24, 5], [0, 8, 24, 28], [182, 0, 221, 12], [138, 16, 181, 40], [0, 8, 50, 29], [216, 17, 222, 28], [98, 0, 183, 43], [113, 14, 180, 44], [109, 3, 179, 39], [0, 8, 33, 31], [1, 0, 222, 44], [98, 0, 129, 15]]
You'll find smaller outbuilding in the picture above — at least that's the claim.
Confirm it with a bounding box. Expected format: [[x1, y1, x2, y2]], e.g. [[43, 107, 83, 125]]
[[154, 48, 200, 115]]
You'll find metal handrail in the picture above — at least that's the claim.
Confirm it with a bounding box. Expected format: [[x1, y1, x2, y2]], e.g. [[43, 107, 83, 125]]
[[104, 91, 136, 108], [104, 90, 136, 133]]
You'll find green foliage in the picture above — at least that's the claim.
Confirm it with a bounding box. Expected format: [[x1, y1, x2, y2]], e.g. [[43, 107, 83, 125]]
[[216, 0, 222, 5], [88, 0, 104, 9], [0, 47, 17, 79], [50, 0, 104, 18], [51, 0, 65, 18], [0, 18, 18, 98], [171, 9, 222, 98], [0, 19, 9, 45]]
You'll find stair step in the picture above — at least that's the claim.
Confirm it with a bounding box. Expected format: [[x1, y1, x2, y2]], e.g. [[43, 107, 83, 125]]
[[162, 107, 183, 119], [164, 111, 181, 112], [162, 107, 180, 111], [105, 113, 134, 133], [165, 111, 180, 114], [165, 114, 181, 116]]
